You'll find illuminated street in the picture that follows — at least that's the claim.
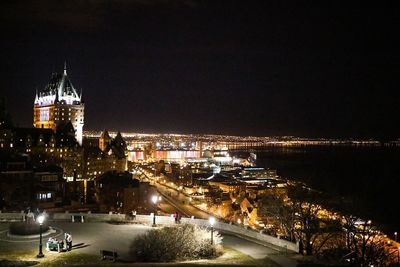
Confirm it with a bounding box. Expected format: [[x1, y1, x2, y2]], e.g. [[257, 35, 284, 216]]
[[154, 179, 210, 219]]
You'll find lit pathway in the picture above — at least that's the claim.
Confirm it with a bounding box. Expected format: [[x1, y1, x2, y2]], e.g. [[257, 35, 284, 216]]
[[0, 222, 298, 266], [223, 234, 298, 267]]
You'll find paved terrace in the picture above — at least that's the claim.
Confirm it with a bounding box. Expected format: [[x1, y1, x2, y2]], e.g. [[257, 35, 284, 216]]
[[0, 212, 299, 266]]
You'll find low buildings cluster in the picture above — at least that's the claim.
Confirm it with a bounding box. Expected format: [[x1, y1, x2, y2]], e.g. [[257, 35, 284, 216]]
[[138, 152, 290, 234], [0, 125, 158, 213]]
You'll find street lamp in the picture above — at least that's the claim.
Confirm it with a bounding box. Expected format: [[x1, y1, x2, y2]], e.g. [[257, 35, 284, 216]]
[[151, 195, 159, 226], [395, 231, 397, 242], [209, 217, 215, 245], [36, 214, 45, 258]]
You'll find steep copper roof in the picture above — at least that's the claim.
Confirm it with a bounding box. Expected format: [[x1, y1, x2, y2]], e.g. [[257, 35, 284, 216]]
[[100, 129, 111, 140], [35, 64, 82, 105]]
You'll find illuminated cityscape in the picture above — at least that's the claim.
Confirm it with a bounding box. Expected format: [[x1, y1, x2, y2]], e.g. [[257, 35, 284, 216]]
[[1, 2, 399, 267]]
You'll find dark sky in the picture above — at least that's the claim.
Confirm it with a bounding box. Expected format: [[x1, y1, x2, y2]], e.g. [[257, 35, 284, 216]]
[[0, 1, 399, 138]]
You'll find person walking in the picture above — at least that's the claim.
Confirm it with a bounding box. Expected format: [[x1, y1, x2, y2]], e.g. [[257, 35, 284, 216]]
[[177, 213, 181, 224]]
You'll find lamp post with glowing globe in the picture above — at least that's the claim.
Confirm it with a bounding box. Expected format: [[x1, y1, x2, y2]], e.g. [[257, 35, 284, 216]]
[[36, 214, 45, 258], [151, 195, 161, 226], [209, 217, 215, 244]]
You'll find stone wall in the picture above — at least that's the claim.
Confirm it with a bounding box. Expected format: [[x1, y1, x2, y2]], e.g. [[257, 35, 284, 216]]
[[0, 212, 24, 222]]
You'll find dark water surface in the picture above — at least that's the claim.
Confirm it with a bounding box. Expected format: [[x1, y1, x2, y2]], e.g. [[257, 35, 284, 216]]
[[236, 146, 400, 233]]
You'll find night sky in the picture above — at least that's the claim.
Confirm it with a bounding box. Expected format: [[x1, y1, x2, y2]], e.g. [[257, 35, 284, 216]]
[[1, 1, 399, 139]]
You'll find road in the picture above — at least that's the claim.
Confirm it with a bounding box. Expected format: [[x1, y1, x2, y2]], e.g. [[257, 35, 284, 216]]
[[155, 181, 210, 219], [136, 170, 207, 218], [137, 170, 210, 219]]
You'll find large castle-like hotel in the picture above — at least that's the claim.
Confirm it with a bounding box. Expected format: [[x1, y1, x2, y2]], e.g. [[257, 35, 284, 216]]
[[33, 64, 84, 144]]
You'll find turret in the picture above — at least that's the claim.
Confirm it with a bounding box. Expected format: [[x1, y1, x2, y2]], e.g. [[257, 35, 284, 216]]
[[64, 61, 67, 75], [99, 129, 112, 152], [34, 89, 39, 105]]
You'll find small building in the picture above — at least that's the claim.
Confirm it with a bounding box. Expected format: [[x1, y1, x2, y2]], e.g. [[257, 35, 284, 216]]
[[208, 173, 246, 193], [83, 130, 128, 180], [34, 165, 65, 208], [0, 153, 66, 210], [94, 171, 156, 213]]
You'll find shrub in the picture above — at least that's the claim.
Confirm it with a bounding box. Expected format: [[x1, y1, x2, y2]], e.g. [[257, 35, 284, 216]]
[[9, 221, 49, 235], [130, 224, 223, 262]]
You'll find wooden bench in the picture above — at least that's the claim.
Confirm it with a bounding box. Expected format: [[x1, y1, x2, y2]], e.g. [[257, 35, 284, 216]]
[[100, 250, 118, 261]]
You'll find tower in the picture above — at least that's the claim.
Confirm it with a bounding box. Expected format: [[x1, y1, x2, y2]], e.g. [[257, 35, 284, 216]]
[[33, 63, 85, 145], [99, 129, 111, 151]]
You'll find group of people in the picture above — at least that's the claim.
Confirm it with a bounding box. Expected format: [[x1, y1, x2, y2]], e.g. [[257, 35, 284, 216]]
[[46, 233, 73, 252], [23, 207, 47, 223]]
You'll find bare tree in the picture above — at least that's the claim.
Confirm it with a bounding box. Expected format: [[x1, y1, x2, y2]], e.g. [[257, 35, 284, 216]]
[[259, 192, 295, 240], [343, 218, 393, 266], [288, 184, 341, 256]]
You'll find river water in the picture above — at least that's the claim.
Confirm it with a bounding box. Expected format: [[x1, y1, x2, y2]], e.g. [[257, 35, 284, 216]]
[[235, 146, 400, 233]]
